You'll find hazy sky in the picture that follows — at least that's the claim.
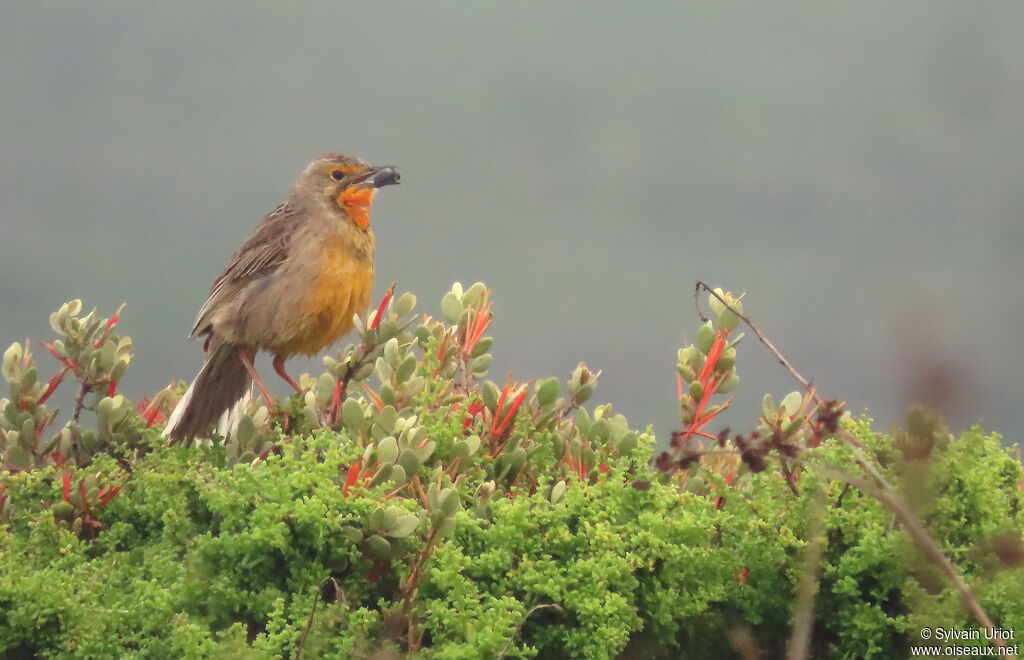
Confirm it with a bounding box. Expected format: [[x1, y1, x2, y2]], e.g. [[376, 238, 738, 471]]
[[2, 3, 1022, 442]]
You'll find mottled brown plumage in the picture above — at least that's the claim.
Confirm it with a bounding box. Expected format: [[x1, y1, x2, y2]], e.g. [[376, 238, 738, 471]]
[[164, 153, 399, 444]]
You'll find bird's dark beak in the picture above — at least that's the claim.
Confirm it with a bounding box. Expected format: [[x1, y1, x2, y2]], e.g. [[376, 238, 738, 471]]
[[373, 166, 400, 188], [354, 166, 400, 188]]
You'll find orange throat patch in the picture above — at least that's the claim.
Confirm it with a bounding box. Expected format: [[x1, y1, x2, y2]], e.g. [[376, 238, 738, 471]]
[[337, 186, 377, 229]]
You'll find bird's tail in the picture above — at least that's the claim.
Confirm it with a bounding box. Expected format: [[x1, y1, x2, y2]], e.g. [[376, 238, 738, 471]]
[[163, 342, 251, 445]]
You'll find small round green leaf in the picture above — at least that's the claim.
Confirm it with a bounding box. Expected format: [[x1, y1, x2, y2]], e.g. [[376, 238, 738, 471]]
[[440, 292, 463, 324], [696, 322, 715, 355], [376, 436, 399, 465], [389, 515, 420, 539], [342, 398, 366, 432], [366, 534, 392, 559]]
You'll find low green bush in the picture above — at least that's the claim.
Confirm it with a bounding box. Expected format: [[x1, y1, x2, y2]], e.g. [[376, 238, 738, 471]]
[[1, 285, 1021, 659]]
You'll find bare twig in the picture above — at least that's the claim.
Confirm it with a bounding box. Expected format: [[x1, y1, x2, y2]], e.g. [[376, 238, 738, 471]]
[[779, 462, 801, 498], [401, 527, 439, 653], [787, 489, 827, 660], [335, 371, 355, 417], [496, 603, 564, 659], [294, 587, 321, 660], [821, 468, 1009, 654], [833, 483, 851, 509], [695, 282, 817, 402], [295, 579, 343, 660], [72, 383, 91, 423], [693, 281, 1006, 650]]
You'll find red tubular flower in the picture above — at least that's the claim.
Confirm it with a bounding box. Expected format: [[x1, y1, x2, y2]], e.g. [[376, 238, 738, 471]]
[[490, 385, 527, 440], [343, 459, 363, 497], [62, 471, 71, 502], [682, 329, 734, 442], [330, 378, 342, 420], [144, 408, 164, 428], [94, 306, 125, 347], [38, 368, 70, 406], [562, 452, 593, 483], [697, 328, 729, 383], [99, 485, 121, 506], [462, 401, 486, 431], [42, 341, 81, 376], [370, 283, 396, 331], [137, 397, 165, 428], [79, 482, 91, 516], [431, 335, 451, 378], [361, 384, 384, 412], [492, 386, 508, 425], [715, 472, 735, 510], [460, 293, 493, 361], [809, 421, 822, 448]]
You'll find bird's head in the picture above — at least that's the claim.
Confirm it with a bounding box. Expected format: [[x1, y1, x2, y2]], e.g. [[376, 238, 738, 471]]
[[296, 153, 400, 229]]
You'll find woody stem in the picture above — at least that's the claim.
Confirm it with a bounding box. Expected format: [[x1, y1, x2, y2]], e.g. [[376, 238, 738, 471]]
[[72, 383, 91, 423]]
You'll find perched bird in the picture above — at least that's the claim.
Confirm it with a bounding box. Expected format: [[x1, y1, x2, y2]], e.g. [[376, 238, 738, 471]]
[[163, 153, 400, 444]]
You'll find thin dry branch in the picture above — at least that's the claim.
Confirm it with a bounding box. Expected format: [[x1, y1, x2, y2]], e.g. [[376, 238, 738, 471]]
[[295, 578, 343, 660], [822, 468, 1008, 653], [695, 281, 817, 401], [787, 490, 827, 660], [71, 383, 91, 423], [496, 604, 564, 660], [693, 281, 1008, 653]]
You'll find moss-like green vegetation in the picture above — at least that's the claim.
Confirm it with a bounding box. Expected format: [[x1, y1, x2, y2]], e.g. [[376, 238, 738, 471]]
[[2, 285, 1022, 658]]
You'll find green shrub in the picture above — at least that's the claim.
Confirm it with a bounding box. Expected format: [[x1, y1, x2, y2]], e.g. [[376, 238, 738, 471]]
[[1, 285, 1021, 658]]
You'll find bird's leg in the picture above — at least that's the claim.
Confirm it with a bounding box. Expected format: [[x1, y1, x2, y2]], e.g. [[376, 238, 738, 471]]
[[273, 355, 303, 393], [236, 347, 275, 408]]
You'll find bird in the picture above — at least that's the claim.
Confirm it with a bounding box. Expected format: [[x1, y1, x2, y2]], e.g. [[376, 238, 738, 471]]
[[163, 153, 400, 444]]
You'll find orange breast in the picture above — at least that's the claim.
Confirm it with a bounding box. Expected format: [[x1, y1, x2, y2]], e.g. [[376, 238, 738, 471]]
[[283, 238, 374, 357]]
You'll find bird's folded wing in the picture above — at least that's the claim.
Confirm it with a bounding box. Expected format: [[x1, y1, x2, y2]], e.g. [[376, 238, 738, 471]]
[[190, 203, 303, 338]]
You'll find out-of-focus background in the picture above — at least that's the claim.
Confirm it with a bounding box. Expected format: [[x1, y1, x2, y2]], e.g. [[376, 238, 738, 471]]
[[2, 3, 1021, 443]]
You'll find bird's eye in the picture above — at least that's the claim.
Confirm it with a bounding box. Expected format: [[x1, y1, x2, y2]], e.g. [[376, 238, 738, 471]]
[[331, 170, 345, 181]]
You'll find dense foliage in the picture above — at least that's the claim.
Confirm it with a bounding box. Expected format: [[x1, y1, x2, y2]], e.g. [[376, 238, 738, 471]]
[[1, 286, 1021, 659]]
